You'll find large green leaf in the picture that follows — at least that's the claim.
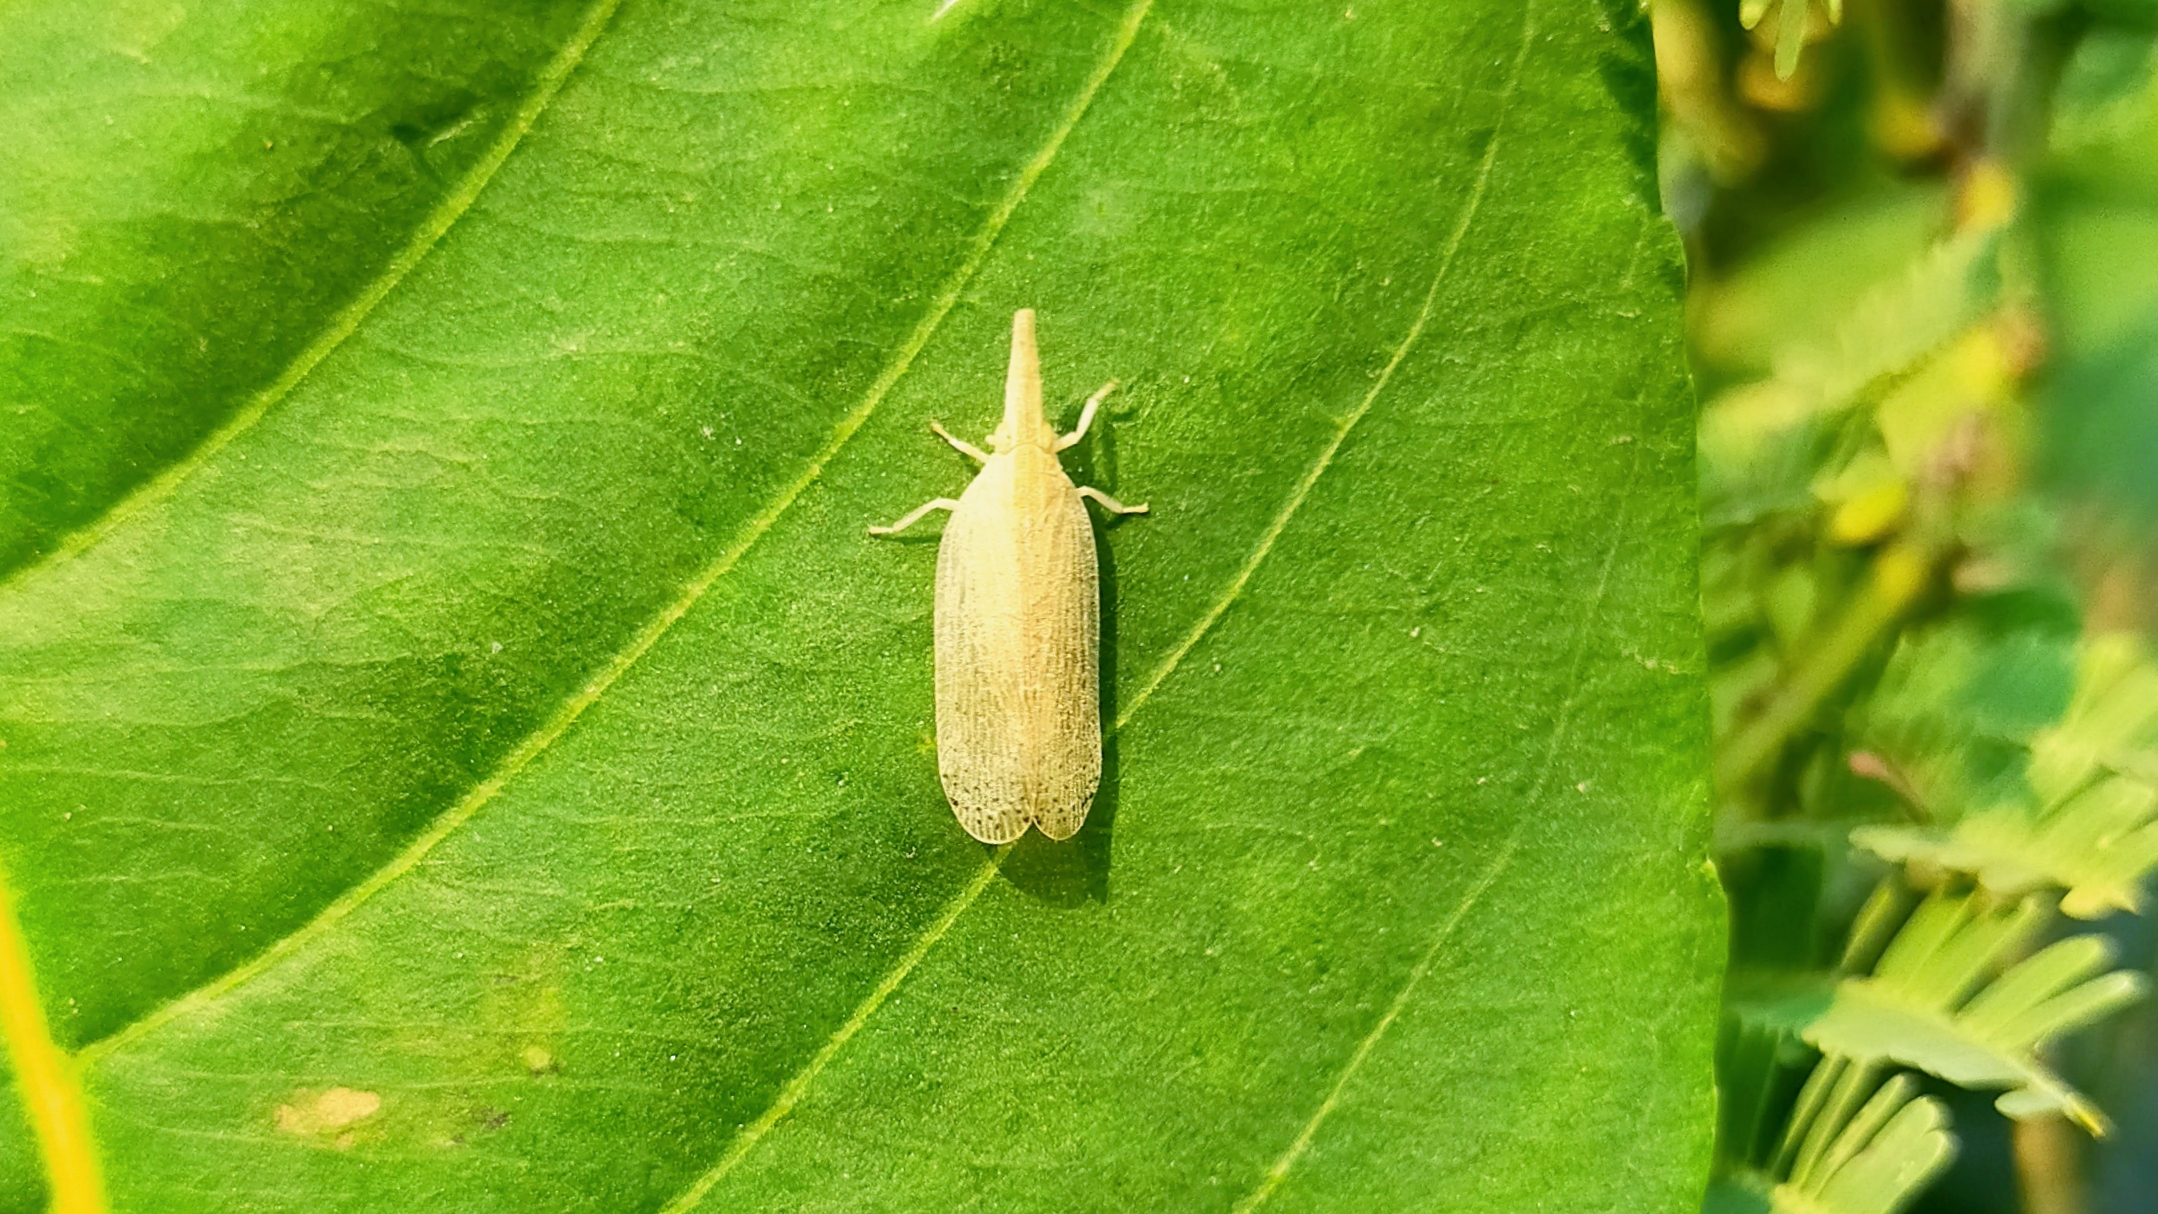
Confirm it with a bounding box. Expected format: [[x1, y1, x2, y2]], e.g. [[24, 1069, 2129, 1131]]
[[0, 0, 1719, 1208]]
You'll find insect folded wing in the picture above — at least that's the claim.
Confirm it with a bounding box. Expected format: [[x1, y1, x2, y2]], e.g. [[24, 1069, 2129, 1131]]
[[874, 309, 1139, 844]]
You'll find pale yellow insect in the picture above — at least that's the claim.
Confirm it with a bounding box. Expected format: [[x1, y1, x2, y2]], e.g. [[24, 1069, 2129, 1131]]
[[871, 309, 1147, 843]]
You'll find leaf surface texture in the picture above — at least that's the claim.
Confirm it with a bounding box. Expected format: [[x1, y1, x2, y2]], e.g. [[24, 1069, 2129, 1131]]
[[0, 0, 1718, 1208]]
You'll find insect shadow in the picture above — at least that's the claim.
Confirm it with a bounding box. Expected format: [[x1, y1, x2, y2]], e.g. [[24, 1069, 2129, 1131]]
[[998, 393, 1137, 908]]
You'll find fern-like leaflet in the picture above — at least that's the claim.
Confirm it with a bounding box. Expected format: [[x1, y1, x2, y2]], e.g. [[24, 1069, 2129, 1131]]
[[1806, 884, 2146, 1133]]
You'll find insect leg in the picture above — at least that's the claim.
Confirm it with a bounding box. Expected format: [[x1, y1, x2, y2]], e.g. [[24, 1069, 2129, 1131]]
[[1054, 380, 1120, 451], [1077, 486, 1148, 515], [868, 498, 962, 536], [930, 422, 990, 463]]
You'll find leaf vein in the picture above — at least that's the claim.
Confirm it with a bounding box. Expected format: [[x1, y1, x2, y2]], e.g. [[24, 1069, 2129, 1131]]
[[0, 0, 624, 597], [1112, 2, 1528, 731], [658, 6, 1541, 1202], [650, 1, 1163, 1204], [1231, 835, 1520, 1214], [0, 862, 104, 1212], [1233, 375, 1662, 1207], [654, 854, 1008, 1214], [79, 0, 1153, 1074]]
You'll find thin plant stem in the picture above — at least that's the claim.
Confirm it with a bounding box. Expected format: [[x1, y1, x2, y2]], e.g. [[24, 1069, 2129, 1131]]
[[1715, 543, 1936, 793]]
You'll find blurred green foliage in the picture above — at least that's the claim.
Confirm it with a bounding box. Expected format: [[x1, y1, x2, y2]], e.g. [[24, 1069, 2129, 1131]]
[[1660, 0, 2158, 1210]]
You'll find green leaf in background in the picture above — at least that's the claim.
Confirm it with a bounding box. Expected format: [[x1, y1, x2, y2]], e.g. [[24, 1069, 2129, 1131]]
[[0, 0, 1719, 1208], [1850, 621, 2077, 815], [1854, 632, 2158, 917], [1803, 890, 2147, 1132], [1704, 1046, 1954, 1214], [1686, 184, 1950, 386], [2032, 28, 2158, 524], [1696, 227, 2000, 531], [1768, 1070, 1952, 1214]]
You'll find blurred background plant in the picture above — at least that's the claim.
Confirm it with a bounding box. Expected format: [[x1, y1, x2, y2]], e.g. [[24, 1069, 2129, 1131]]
[[1655, 0, 2158, 1211]]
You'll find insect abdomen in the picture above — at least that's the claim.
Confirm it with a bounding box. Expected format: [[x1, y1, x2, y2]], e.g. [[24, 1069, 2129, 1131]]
[[933, 453, 1101, 843]]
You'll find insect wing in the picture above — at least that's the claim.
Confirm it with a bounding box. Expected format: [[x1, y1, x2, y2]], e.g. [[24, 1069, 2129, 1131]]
[[932, 455, 1101, 842], [1019, 478, 1101, 841]]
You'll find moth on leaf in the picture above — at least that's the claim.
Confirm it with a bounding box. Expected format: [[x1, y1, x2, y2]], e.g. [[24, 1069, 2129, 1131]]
[[871, 309, 1146, 843]]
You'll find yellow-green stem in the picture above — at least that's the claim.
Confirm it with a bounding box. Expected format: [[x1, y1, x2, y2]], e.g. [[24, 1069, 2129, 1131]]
[[1715, 544, 1934, 793], [0, 861, 103, 1213]]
